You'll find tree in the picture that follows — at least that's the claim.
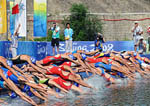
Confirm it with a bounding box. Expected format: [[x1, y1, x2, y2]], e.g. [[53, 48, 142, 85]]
[[64, 3, 103, 41]]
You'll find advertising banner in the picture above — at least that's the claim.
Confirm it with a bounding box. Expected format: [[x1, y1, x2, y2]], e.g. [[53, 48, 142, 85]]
[[14, 0, 27, 37], [34, 0, 47, 37], [9, 1, 15, 35], [0, 0, 7, 34]]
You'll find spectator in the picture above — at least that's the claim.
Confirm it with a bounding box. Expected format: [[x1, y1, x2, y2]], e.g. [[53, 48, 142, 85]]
[[51, 22, 60, 55], [147, 25, 150, 51], [64, 23, 73, 53], [10, 24, 20, 57], [131, 21, 143, 51], [137, 36, 146, 54], [94, 32, 105, 52]]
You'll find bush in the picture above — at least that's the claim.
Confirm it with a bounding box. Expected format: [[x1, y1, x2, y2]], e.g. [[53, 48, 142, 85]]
[[34, 30, 64, 42], [63, 3, 103, 41]]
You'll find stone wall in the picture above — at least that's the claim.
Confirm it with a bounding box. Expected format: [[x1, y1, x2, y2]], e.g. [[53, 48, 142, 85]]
[[25, 13, 150, 41], [2, 0, 150, 41]]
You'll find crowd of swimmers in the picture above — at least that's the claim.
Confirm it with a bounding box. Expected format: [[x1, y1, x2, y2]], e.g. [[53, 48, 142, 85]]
[[0, 49, 150, 105]]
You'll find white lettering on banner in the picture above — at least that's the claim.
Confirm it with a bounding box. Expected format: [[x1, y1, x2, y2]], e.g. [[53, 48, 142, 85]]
[[103, 44, 114, 51], [89, 44, 95, 51], [37, 45, 46, 54], [59, 43, 65, 52], [72, 42, 88, 51], [59, 42, 114, 53], [72, 45, 87, 51]]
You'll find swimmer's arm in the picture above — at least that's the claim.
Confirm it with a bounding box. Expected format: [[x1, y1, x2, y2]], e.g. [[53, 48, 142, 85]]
[[12, 65, 24, 75], [47, 88, 63, 98], [84, 61, 96, 75], [65, 56, 81, 65], [85, 49, 99, 55], [48, 80, 68, 93], [0, 71, 37, 106], [2, 61, 20, 78], [75, 54, 90, 75], [61, 65, 75, 75], [111, 51, 120, 54], [45, 75, 57, 79], [28, 62, 46, 76], [36, 61, 48, 70], [26, 83, 46, 91], [30, 88, 47, 100]]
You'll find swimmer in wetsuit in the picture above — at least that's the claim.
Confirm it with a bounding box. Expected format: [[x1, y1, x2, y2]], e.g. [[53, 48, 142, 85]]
[[36, 76, 84, 94], [0, 68, 38, 106], [11, 55, 45, 75], [45, 65, 92, 88], [0, 67, 49, 100]]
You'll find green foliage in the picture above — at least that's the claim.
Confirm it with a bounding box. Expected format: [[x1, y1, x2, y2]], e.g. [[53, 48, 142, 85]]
[[34, 30, 64, 41], [64, 3, 103, 41], [20, 37, 26, 41]]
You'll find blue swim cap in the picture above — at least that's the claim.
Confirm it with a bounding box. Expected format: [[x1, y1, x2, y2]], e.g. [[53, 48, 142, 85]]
[[1, 68, 9, 81], [7, 60, 13, 67], [74, 82, 79, 87], [68, 54, 76, 60], [27, 91, 33, 97], [22, 85, 30, 92], [0, 81, 4, 88], [133, 52, 137, 57], [72, 50, 77, 54], [10, 91, 17, 99], [81, 53, 87, 60], [30, 57, 36, 64], [55, 87, 61, 92]]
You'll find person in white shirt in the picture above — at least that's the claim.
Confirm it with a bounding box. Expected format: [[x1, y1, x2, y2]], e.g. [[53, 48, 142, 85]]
[[11, 24, 20, 57], [131, 21, 143, 51], [137, 36, 146, 54], [64, 23, 73, 53]]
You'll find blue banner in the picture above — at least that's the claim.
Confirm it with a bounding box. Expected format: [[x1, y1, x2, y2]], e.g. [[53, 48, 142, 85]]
[[9, 1, 15, 35], [0, 41, 136, 60], [33, 0, 47, 37]]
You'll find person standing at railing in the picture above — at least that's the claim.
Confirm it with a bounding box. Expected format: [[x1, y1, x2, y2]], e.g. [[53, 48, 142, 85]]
[[64, 23, 73, 53], [147, 25, 150, 52], [137, 36, 146, 54], [51, 22, 60, 55], [10, 24, 20, 58], [131, 21, 143, 52]]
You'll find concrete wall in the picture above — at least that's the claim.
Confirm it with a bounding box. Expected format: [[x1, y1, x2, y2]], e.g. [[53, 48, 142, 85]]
[[99, 13, 150, 41], [25, 13, 150, 41], [2, 0, 150, 41]]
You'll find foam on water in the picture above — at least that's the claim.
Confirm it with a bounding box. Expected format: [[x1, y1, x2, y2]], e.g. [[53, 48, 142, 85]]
[[1, 73, 149, 106]]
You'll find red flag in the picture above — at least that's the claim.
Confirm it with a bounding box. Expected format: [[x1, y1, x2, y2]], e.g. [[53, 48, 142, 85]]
[[12, 4, 19, 14]]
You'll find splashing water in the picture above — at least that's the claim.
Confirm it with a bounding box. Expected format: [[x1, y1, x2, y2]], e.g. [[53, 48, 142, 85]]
[[1, 74, 150, 106]]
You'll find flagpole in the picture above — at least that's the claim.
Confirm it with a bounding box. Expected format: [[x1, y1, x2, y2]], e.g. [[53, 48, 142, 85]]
[[25, 0, 28, 41], [46, 0, 48, 42], [6, 0, 8, 40]]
